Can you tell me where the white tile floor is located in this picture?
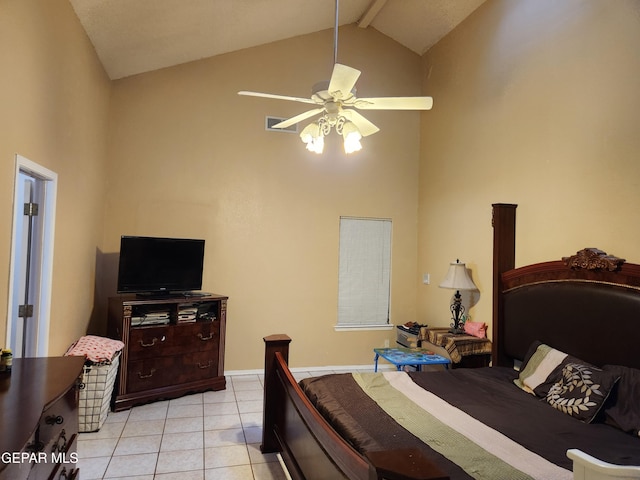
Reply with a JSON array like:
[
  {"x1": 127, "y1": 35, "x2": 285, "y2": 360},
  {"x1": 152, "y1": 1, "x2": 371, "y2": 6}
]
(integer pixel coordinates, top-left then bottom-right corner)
[
  {"x1": 77, "y1": 368, "x2": 372, "y2": 480},
  {"x1": 77, "y1": 373, "x2": 287, "y2": 480}
]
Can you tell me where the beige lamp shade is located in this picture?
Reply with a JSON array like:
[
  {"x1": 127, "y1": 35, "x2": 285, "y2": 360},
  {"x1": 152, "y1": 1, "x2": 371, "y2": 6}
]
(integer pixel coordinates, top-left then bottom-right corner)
[{"x1": 439, "y1": 261, "x2": 477, "y2": 291}]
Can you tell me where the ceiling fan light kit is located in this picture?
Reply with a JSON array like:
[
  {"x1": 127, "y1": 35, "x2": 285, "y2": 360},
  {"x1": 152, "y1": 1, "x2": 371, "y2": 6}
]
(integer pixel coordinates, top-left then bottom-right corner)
[
  {"x1": 300, "y1": 113, "x2": 362, "y2": 155},
  {"x1": 238, "y1": 0, "x2": 433, "y2": 155}
]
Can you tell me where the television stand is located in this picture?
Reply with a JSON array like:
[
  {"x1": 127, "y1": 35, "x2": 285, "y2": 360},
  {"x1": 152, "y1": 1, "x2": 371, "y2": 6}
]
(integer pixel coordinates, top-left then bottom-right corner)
[{"x1": 107, "y1": 292, "x2": 228, "y2": 411}]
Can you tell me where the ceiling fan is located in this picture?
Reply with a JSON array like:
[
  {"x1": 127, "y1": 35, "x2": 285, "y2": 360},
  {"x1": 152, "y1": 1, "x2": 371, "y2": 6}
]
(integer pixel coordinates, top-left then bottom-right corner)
[{"x1": 238, "y1": 0, "x2": 433, "y2": 154}]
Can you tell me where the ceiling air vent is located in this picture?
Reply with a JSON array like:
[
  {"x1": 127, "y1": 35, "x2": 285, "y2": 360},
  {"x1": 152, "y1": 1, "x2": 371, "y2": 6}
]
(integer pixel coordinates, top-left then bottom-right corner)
[{"x1": 265, "y1": 116, "x2": 298, "y2": 133}]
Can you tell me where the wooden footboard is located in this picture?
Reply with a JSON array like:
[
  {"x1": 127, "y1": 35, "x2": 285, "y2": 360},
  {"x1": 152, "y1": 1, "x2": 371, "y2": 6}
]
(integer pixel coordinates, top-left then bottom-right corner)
[
  {"x1": 568, "y1": 450, "x2": 640, "y2": 480},
  {"x1": 262, "y1": 335, "x2": 448, "y2": 480}
]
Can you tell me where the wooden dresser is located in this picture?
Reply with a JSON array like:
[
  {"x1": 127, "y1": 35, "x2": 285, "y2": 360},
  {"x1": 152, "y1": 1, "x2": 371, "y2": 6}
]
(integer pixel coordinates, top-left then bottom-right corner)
[
  {"x1": 108, "y1": 293, "x2": 227, "y2": 411},
  {"x1": 0, "y1": 356, "x2": 84, "y2": 480}
]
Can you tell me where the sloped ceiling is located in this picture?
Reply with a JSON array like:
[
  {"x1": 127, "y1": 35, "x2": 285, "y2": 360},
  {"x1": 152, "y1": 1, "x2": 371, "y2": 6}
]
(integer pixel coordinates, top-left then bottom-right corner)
[{"x1": 69, "y1": 0, "x2": 486, "y2": 80}]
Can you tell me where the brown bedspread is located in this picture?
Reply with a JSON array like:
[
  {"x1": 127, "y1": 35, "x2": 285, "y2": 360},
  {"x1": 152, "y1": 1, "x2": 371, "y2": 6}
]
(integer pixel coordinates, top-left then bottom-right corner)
[{"x1": 300, "y1": 367, "x2": 640, "y2": 480}]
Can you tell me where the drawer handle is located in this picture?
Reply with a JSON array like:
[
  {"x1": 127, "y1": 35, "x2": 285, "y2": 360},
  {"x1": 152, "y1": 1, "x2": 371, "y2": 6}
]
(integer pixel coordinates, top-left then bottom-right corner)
[
  {"x1": 26, "y1": 440, "x2": 45, "y2": 453},
  {"x1": 197, "y1": 361, "x2": 212, "y2": 369},
  {"x1": 46, "y1": 415, "x2": 64, "y2": 425},
  {"x1": 138, "y1": 368, "x2": 156, "y2": 379},
  {"x1": 58, "y1": 467, "x2": 79, "y2": 480},
  {"x1": 139, "y1": 335, "x2": 165, "y2": 347},
  {"x1": 198, "y1": 332, "x2": 214, "y2": 341},
  {"x1": 52, "y1": 429, "x2": 67, "y2": 453}
]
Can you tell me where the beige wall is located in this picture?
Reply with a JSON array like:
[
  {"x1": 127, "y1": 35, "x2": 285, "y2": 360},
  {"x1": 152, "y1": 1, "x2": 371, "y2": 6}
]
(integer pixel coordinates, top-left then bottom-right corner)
[
  {"x1": 418, "y1": 0, "x2": 640, "y2": 333},
  {"x1": 102, "y1": 25, "x2": 423, "y2": 370},
  {"x1": 0, "y1": 0, "x2": 111, "y2": 353},
  {"x1": 3, "y1": 0, "x2": 638, "y2": 368}
]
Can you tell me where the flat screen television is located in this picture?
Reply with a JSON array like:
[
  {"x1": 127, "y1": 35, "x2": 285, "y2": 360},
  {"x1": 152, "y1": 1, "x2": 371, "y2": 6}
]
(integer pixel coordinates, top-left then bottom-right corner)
[{"x1": 117, "y1": 236, "x2": 205, "y2": 295}]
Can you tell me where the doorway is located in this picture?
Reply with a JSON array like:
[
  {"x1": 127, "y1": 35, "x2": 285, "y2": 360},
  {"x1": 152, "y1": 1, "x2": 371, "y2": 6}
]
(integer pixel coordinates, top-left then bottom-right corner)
[{"x1": 7, "y1": 155, "x2": 57, "y2": 358}]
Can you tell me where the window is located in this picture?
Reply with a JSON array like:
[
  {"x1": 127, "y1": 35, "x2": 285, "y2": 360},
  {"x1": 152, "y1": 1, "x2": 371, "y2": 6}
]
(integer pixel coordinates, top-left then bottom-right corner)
[{"x1": 336, "y1": 217, "x2": 392, "y2": 330}]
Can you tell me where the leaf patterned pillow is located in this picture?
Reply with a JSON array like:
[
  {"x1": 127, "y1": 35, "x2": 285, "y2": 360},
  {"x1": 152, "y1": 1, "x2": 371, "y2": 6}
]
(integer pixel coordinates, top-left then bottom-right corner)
[{"x1": 546, "y1": 363, "x2": 620, "y2": 423}]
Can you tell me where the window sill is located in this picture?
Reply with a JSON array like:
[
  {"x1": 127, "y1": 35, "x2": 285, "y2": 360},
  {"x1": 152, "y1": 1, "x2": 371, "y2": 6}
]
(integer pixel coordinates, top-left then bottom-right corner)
[{"x1": 334, "y1": 324, "x2": 394, "y2": 332}]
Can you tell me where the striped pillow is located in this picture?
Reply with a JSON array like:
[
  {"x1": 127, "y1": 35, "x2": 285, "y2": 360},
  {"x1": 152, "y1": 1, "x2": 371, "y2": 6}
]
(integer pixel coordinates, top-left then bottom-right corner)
[{"x1": 514, "y1": 342, "x2": 581, "y2": 397}]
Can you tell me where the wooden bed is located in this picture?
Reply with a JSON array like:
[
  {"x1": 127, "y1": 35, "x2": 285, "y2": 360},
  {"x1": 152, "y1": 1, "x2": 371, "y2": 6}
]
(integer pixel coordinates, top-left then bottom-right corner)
[{"x1": 261, "y1": 203, "x2": 640, "y2": 480}]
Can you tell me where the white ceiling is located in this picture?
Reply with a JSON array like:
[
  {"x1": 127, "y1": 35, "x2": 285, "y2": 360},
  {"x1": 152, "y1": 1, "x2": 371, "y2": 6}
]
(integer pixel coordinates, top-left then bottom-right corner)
[{"x1": 69, "y1": 0, "x2": 486, "y2": 80}]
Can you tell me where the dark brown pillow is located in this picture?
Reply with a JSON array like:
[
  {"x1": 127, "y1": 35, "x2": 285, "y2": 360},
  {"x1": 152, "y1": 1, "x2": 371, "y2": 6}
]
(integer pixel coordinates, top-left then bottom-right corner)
[{"x1": 602, "y1": 364, "x2": 640, "y2": 436}]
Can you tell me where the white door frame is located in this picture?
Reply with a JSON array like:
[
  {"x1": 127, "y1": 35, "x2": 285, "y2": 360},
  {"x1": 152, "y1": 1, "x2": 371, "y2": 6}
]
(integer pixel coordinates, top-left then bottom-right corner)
[{"x1": 7, "y1": 154, "x2": 57, "y2": 357}]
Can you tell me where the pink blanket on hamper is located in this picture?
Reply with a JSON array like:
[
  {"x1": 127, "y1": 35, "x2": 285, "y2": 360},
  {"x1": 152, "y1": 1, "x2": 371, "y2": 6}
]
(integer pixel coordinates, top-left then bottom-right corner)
[{"x1": 65, "y1": 335, "x2": 124, "y2": 364}]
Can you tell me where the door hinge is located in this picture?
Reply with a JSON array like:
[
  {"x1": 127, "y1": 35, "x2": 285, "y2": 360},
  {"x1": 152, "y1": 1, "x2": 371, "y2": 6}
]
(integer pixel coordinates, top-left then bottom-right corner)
[
  {"x1": 24, "y1": 202, "x2": 39, "y2": 217},
  {"x1": 19, "y1": 304, "x2": 34, "y2": 318}
]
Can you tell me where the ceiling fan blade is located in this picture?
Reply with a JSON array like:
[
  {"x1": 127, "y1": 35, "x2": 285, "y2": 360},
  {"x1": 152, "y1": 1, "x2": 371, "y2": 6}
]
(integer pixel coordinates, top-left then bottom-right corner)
[
  {"x1": 351, "y1": 96, "x2": 434, "y2": 110},
  {"x1": 328, "y1": 64, "x2": 361, "y2": 100},
  {"x1": 272, "y1": 108, "x2": 326, "y2": 129},
  {"x1": 341, "y1": 109, "x2": 380, "y2": 137},
  {"x1": 238, "y1": 91, "x2": 317, "y2": 105}
]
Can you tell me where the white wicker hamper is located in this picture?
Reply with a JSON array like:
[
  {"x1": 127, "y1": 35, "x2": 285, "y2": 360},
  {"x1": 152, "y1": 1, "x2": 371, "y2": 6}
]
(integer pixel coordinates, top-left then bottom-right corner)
[{"x1": 78, "y1": 351, "x2": 120, "y2": 432}]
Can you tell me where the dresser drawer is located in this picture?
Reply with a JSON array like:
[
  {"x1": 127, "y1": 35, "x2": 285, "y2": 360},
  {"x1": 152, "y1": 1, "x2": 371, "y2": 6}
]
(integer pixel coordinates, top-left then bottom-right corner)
[
  {"x1": 127, "y1": 350, "x2": 218, "y2": 393},
  {"x1": 129, "y1": 321, "x2": 219, "y2": 360},
  {"x1": 128, "y1": 326, "x2": 172, "y2": 359},
  {"x1": 27, "y1": 434, "x2": 78, "y2": 480},
  {"x1": 174, "y1": 350, "x2": 219, "y2": 383},
  {"x1": 37, "y1": 386, "x2": 78, "y2": 447},
  {"x1": 126, "y1": 357, "x2": 175, "y2": 393},
  {"x1": 26, "y1": 377, "x2": 80, "y2": 480},
  {"x1": 173, "y1": 321, "x2": 219, "y2": 353}
]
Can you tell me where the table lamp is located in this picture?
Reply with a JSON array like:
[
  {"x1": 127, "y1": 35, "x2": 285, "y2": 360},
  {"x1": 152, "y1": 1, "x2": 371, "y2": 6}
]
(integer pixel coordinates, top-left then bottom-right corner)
[{"x1": 439, "y1": 259, "x2": 478, "y2": 334}]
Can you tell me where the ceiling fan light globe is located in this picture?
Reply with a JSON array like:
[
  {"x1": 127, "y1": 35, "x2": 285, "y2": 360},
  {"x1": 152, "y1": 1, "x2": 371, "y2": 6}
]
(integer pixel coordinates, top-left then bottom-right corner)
[
  {"x1": 300, "y1": 122, "x2": 322, "y2": 148},
  {"x1": 308, "y1": 136, "x2": 324, "y2": 154},
  {"x1": 341, "y1": 120, "x2": 362, "y2": 154},
  {"x1": 343, "y1": 131, "x2": 362, "y2": 154},
  {"x1": 301, "y1": 127, "x2": 324, "y2": 154},
  {"x1": 300, "y1": 122, "x2": 319, "y2": 138},
  {"x1": 343, "y1": 137, "x2": 362, "y2": 154}
]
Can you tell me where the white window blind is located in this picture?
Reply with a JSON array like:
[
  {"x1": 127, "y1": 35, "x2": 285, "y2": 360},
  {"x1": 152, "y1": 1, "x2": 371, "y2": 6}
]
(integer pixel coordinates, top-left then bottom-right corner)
[{"x1": 337, "y1": 217, "x2": 392, "y2": 328}]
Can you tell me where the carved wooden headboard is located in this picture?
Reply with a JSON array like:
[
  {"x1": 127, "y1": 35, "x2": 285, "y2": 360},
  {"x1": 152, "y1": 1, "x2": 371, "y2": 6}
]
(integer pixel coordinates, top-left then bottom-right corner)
[{"x1": 492, "y1": 204, "x2": 640, "y2": 369}]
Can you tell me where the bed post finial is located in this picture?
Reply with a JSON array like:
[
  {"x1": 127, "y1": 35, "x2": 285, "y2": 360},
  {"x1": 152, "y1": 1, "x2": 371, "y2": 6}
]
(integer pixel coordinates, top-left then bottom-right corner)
[
  {"x1": 492, "y1": 203, "x2": 517, "y2": 367},
  {"x1": 562, "y1": 248, "x2": 626, "y2": 271}
]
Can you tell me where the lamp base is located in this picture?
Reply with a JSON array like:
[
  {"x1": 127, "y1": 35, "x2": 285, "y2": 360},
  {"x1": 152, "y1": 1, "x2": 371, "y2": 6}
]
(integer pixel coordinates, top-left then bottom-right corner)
[{"x1": 448, "y1": 291, "x2": 466, "y2": 335}]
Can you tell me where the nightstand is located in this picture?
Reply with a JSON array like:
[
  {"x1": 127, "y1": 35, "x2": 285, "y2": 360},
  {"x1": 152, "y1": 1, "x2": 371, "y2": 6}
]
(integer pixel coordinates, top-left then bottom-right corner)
[{"x1": 422, "y1": 328, "x2": 491, "y2": 368}]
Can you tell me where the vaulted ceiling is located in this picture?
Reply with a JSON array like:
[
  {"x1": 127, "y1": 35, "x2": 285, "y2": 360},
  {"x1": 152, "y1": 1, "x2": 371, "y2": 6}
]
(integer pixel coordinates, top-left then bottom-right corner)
[{"x1": 69, "y1": 0, "x2": 486, "y2": 79}]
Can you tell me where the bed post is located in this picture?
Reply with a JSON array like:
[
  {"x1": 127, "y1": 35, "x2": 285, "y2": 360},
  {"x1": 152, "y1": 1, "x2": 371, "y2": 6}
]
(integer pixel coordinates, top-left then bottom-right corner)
[
  {"x1": 491, "y1": 203, "x2": 517, "y2": 367},
  {"x1": 262, "y1": 334, "x2": 291, "y2": 454}
]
